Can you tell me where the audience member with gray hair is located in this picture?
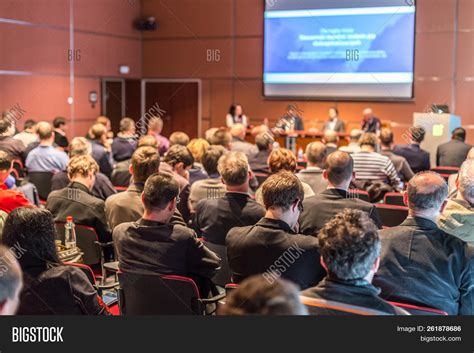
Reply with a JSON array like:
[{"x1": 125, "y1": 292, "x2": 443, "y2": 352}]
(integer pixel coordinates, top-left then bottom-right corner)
[
  {"x1": 297, "y1": 141, "x2": 328, "y2": 194},
  {"x1": 439, "y1": 159, "x2": 474, "y2": 243},
  {"x1": 374, "y1": 172, "x2": 474, "y2": 315},
  {"x1": 339, "y1": 129, "x2": 362, "y2": 154},
  {"x1": 229, "y1": 123, "x2": 258, "y2": 157},
  {"x1": 248, "y1": 132, "x2": 273, "y2": 174},
  {"x1": 301, "y1": 209, "x2": 406, "y2": 315},
  {"x1": 447, "y1": 147, "x2": 474, "y2": 196}
]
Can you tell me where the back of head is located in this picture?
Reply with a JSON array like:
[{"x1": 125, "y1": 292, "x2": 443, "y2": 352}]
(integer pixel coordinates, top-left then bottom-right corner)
[
  {"x1": 119, "y1": 117, "x2": 135, "y2": 133},
  {"x1": 0, "y1": 245, "x2": 22, "y2": 315},
  {"x1": 262, "y1": 170, "x2": 303, "y2": 210},
  {"x1": 326, "y1": 151, "x2": 354, "y2": 186},
  {"x1": 147, "y1": 116, "x2": 163, "y2": 133},
  {"x1": 202, "y1": 145, "x2": 227, "y2": 175},
  {"x1": 69, "y1": 137, "x2": 92, "y2": 157},
  {"x1": 268, "y1": 148, "x2": 297, "y2": 174},
  {"x1": 359, "y1": 133, "x2": 378, "y2": 148},
  {"x1": 379, "y1": 128, "x2": 394, "y2": 147},
  {"x1": 218, "y1": 151, "x2": 249, "y2": 186},
  {"x1": 67, "y1": 155, "x2": 99, "y2": 179},
  {"x1": 0, "y1": 118, "x2": 13, "y2": 135},
  {"x1": 96, "y1": 116, "x2": 111, "y2": 129},
  {"x1": 323, "y1": 130, "x2": 338, "y2": 144},
  {"x1": 452, "y1": 127, "x2": 466, "y2": 142},
  {"x1": 230, "y1": 123, "x2": 246, "y2": 139},
  {"x1": 138, "y1": 135, "x2": 158, "y2": 149},
  {"x1": 410, "y1": 126, "x2": 426, "y2": 144},
  {"x1": 349, "y1": 129, "x2": 363, "y2": 143},
  {"x1": 187, "y1": 138, "x2": 210, "y2": 163},
  {"x1": 305, "y1": 142, "x2": 327, "y2": 166},
  {"x1": 0, "y1": 151, "x2": 11, "y2": 172},
  {"x1": 255, "y1": 133, "x2": 274, "y2": 151},
  {"x1": 89, "y1": 123, "x2": 107, "y2": 140},
  {"x1": 468, "y1": 148, "x2": 474, "y2": 161},
  {"x1": 142, "y1": 173, "x2": 179, "y2": 212},
  {"x1": 36, "y1": 122, "x2": 53, "y2": 141},
  {"x1": 210, "y1": 128, "x2": 231, "y2": 148},
  {"x1": 169, "y1": 131, "x2": 190, "y2": 147},
  {"x1": 204, "y1": 127, "x2": 218, "y2": 143},
  {"x1": 131, "y1": 146, "x2": 160, "y2": 183},
  {"x1": 406, "y1": 172, "x2": 447, "y2": 212},
  {"x1": 318, "y1": 209, "x2": 380, "y2": 281},
  {"x1": 219, "y1": 275, "x2": 307, "y2": 315},
  {"x1": 458, "y1": 159, "x2": 474, "y2": 204},
  {"x1": 163, "y1": 144, "x2": 194, "y2": 168},
  {"x1": 23, "y1": 119, "x2": 36, "y2": 131},
  {"x1": 53, "y1": 117, "x2": 66, "y2": 129}
]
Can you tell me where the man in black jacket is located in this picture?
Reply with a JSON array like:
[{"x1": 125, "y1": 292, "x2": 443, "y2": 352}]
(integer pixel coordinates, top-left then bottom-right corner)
[
  {"x1": 299, "y1": 151, "x2": 382, "y2": 236},
  {"x1": 226, "y1": 171, "x2": 325, "y2": 290},
  {"x1": 393, "y1": 126, "x2": 431, "y2": 173},
  {"x1": 195, "y1": 151, "x2": 265, "y2": 245},
  {"x1": 301, "y1": 209, "x2": 405, "y2": 315},
  {"x1": 46, "y1": 155, "x2": 112, "y2": 243},
  {"x1": 113, "y1": 173, "x2": 220, "y2": 286},
  {"x1": 373, "y1": 172, "x2": 474, "y2": 315},
  {"x1": 437, "y1": 127, "x2": 472, "y2": 167}
]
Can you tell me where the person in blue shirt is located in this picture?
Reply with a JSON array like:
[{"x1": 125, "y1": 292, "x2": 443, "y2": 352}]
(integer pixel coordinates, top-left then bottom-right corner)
[{"x1": 25, "y1": 122, "x2": 68, "y2": 173}]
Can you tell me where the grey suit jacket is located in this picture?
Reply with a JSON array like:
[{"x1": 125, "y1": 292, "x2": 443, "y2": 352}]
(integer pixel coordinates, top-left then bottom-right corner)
[
  {"x1": 437, "y1": 140, "x2": 472, "y2": 167},
  {"x1": 323, "y1": 119, "x2": 346, "y2": 133},
  {"x1": 296, "y1": 167, "x2": 328, "y2": 195}
]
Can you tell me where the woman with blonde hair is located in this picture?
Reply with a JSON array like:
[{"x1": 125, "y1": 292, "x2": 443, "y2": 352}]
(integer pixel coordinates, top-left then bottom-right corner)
[{"x1": 187, "y1": 138, "x2": 210, "y2": 185}]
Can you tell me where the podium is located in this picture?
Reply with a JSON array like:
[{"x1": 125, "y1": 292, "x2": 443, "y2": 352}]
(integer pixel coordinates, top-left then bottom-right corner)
[{"x1": 413, "y1": 113, "x2": 461, "y2": 167}]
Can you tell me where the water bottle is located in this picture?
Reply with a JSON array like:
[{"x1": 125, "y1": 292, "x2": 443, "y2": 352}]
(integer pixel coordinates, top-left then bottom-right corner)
[
  {"x1": 297, "y1": 147, "x2": 304, "y2": 161},
  {"x1": 64, "y1": 216, "x2": 77, "y2": 249}
]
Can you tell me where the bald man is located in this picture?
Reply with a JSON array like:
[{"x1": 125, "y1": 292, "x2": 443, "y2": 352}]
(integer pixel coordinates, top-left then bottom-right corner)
[
  {"x1": 373, "y1": 172, "x2": 474, "y2": 315},
  {"x1": 229, "y1": 123, "x2": 258, "y2": 157},
  {"x1": 297, "y1": 142, "x2": 328, "y2": 194},
  {"x1": 361, "y1": 108, "x2": 381, "y2": 134},
  {"x1": 322, "y1": 130, "x2": 338, "y2": 155}
]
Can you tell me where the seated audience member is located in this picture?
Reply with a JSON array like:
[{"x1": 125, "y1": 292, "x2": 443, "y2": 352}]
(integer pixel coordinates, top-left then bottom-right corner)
[
  {"x1": 51, "y1": 137, "x2": 116, "y2": 200},
  {"x1": 380, "y1": 128, "x2": 414, "y2": 182},
  {"x1": 229, "y1": 123, "x2": 258, "y2": 157},
  {"x1": 226, "y1": 104, "x2": 248, "y2": 128},
  {"x1": 438, "y1": 160, "x2": 474, "y2": 243},
  {"x1": 301, "y1": 209, "x2": 404, "y2": 315},
  {"x1": 204, "y1": 127, "x2": 218, "y2": 144},
  {"x1": 339, "y1": 129, "x2": 362, "y2": 154},
  {"x1": 147, "y1": 116, "x2": 169, "y2": 155},
  {"x1": 447, "y1": 148, "x2": 474, "y2": 197},
  {"x1": 2, "y1": 208, "x2": 108, "y2": 315},
  {"x1": 299, "y1": 151, "x2": 381, "y2": 235},
  {"x1": 169, "y1": 131, "x2": 190, "y2": 147},
  {"x1": 393, "y1": 126, "x2": 430, "y2": 173},
  {"x1": 437, "y1": 127, "x2": 472, "y2": 167},
  {"x1": 46, "y1": 155, "x2": 111, "y2": 243},
  {"x1": 52, "y1": 117, "x2": 69, "y2": 149},
  {"x1": 297, "y1": 142, "x2": 328, "y2": 194},
  {"x1": 106, "y1": 146, "x2": 185, "y2": 230},
  {"x1": 189, "y1": 145, "x2": 227, "y2": 212},
  {"x1": 219, "y1": 275, "x2": 307, "y2": 315},
  {"x1": 195, "y1": 151, "x2": 265, "y2": 245},
  {"x1": 248, "y1": 133, "x2": 273, "y2": 174},
  {"x1": 25, "y1": 122, "x2": 68, "y2": 173},
  {"x1": 361, "y1": 108, "x2": 381, "y2": 134},
  {"x1": 160, "y1": 145, "x2": 194, "y2": 221},
  {"x1": 14, "y1": 119, "x2": 37, "y2": 148},
  {"x1": 113, "y1": 173, "x2": 220, "y2": 291},
  {"x1": 373, "y1": 172, "x2": 474, "y2": 315},
  {"x1": 209, "y1": 127, "x2": 232, "y2": 149},
  {"x1": 227, "y1": 171, "x2": 325, "y2": 289},
  {"x1": 187, "y1": 138, "x2": 210, "y2": 185},
  {"x1": 0, "y1": 152, "x2": 31, "y2": 213},
  {"x1": 351, "y1": 133, "x2": 400, "y2": 191},
  {"x1": 112, "y1": 117, "x2": 136, "y2": 162},
  {"x1": 323, "y1": 107, "x2": 345, "y2": 133},
  {"x1": 255, "y1": 149, "x2": 315, "y2": 205},
  {"x1": 322, "y1": 130, "x2": 338, "y2": 155},
  {"x1": 0, "y1": 117, "x2": 26, "y2": 162},
  {"x1": 88, "y1": 123, "x2": 114, "y2": 178},
  {"x1": 0, "y1": 245, "x2": 22, "y2": 315}
]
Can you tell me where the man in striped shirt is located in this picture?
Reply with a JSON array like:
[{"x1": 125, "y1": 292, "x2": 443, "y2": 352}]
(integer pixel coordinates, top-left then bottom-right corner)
[{"x1": 351, "y1": 133, "x2": 401, "y2": 189}]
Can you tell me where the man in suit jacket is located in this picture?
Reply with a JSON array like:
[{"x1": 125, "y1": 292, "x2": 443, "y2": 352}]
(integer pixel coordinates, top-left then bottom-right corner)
[
  {"x1": 248, "y1": 133, "x2": 273, "y2": 175},
  {"x1": 275, "y1": 105, "x2": 304, "y2": 131},
  {"x1": 297, "y1": 142, "x2": 328, "y2": 195},
  {"x1": 323, "y1": 107, "x2": 346, "y2": 133},
  {"x1": 380, "y1": 128, "x2": 414, "y2": 182},
  {"x1": 113, "y1": 173, "x2": 220, "y2": 292},
  {"x1": 393, "y1": 126, "x2": 431, "y2": 173},
  {"x1": 437, "y1": 127, "x2": 472, "y2": 167},
  {"x1": 373, "y1": 172, "x2": 474, "y2": 315},
  {"x1": 229, "y1": 124, "x2": 258, "y2": 157},
  {"x1": 299, "y1": 151, "x2": 382, "y2": 236},
  {"x1": 195, "y1": 152, "x2": 265, "y2": 245},
  {"x1": 227, "y1": 171, "x2": 325, "y2": 290},
  {"x1": 0, "y1": 118, "x2": 26, "y2": 163},
  {"x1": 301, "y1": 209, "x2": 405, "y2": 315},
  {"x1": 361, "y1": 108, "x2": 381, "y2": 134},
  {"x1": 89, "y1": 123, "x2": 114, "y2": 178},
  {"x1": 46, "y1": 155, "x2": 111, "y2": 243},
  {"x1": 105, "y1": 146, "x2": 185, "y2": 230}
]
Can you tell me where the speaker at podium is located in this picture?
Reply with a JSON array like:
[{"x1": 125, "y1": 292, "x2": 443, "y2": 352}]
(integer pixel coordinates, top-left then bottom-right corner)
[{"x1": 413, "y1": 112, "x2": 461, "y2": 167}]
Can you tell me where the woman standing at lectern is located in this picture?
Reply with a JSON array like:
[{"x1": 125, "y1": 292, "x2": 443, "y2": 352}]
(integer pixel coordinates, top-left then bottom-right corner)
[{"x1": 226, "y1": 104, "x2": 249, "y2": 128}]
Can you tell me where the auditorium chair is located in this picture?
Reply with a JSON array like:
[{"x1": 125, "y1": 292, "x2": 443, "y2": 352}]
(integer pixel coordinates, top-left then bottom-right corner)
[
  {"x1": 300, "y1": 296, "x2": 394, "y2": 315},
  {"x1": 55, "y1": 223, "x2": 115, "y2": 284},
  {"x1": 388, "y1": 301, "x2": 448, "y2": 316},
  {"x1": 11, "y1": 159, "x2": 25, "y2": 181},
  {"x1": 347, "y1": 189, "x2": 370, "y2": 202},
  {"x1": 431, "y1": 166, "x2": 459, "y2": 175},
  {"x1": 28, "y1": 171, "x2": 54, "y2": 201},
  {"x1": 118, "y1": 273, "x2": 225, "y2": 315},
  {"x1": 203, "y1": 240, "x2": 232, "y2": 287},
  {"x1": 383, "y1": 192, "x2": 405, "y2": 206},
  {"x1": 374, "y1": 204, "x2": 409, "y2": 227}
]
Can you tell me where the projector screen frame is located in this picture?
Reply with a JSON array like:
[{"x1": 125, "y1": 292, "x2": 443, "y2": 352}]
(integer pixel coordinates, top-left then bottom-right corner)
[{"x1": 261, "y1": 0, "x2": 417, "y2": 102}]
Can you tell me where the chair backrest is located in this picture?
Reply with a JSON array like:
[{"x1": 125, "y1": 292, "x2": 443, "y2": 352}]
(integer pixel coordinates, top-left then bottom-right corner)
[
  {"x1": 388, "y1": 301, "x2": 448, "y2": 315},
  {"x1": 118, "y1": 272, "x2": 202, "y2": 315},
  {"x1": 375, "y1": 204, "x2": 409, "y2": 227},
  {"x1": 300, "y1": 296, "x2": 391, "y2": 316},
  {"x1": 12, "y1": 159, "x2": 25, "y2": 179},
  {"x1": 431, "y1": 166, "x2": 459, "y2": 175},
  {"x1": 55, "y1": 223, "x2": 101, "y2": 265},
  {"x1": 28, "y1": 171, "x2": 54, "y2": 200},
  {"x1": 383, "y1": 192, "x2": 405, "y2": 206},
  {"x1": 203, "y1": 241, "x2": 231, "y2": 287},
  {"x1": 64, "y1": 262, "x2": 97, "y2": 286},
  {"x1": 347, "y1": 189, "x2": 370, "y2": 202}
]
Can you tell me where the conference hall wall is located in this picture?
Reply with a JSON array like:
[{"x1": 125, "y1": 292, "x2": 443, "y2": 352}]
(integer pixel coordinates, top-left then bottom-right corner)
[{"x1": 142, "y1": 0, "x2": 474, "y2": 144}]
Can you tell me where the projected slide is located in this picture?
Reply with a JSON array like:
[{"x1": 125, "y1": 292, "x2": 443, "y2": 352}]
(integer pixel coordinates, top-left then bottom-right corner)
[{"x1": 263, "y1": 0, "x2": 416, "y2": 100}]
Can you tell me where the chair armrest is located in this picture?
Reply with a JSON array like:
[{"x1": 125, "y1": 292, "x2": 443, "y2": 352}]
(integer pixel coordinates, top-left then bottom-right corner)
[{"x1": 200, "y1": 292, "x2": 226, "y2": 304}]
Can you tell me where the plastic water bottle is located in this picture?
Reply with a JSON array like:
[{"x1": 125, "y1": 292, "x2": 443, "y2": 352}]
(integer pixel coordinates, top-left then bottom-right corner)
[
  {"x1": 65, "y1": 216, "x2": 77, "y2": 249},
  {"x1": 297, "y1": 147, "x2": 304, "y2": 161}
]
